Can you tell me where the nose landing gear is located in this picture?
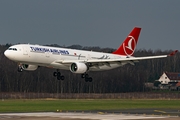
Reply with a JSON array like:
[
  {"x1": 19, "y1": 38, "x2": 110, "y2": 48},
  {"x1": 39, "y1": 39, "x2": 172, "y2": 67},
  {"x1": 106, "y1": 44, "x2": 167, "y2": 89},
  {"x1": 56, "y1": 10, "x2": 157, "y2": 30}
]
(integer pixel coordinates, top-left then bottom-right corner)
[{"x1": 17, "y1": 65, "x2": 23, "y2": 72}]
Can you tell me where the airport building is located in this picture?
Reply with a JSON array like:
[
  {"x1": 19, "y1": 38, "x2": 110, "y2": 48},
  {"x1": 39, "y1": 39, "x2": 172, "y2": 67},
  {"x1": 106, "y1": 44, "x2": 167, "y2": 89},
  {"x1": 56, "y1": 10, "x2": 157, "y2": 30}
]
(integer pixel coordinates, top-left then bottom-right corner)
[{"x1": 156, "y1": 72, "x2": 180, "y2": 90}]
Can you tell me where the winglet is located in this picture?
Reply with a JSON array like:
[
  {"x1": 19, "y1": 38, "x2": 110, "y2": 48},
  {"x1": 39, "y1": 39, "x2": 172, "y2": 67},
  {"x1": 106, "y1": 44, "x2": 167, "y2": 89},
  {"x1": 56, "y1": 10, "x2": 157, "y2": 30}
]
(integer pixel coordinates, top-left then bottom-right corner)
[{"x1": 168, "y1": 50, "x2": 178, "y2": 56}]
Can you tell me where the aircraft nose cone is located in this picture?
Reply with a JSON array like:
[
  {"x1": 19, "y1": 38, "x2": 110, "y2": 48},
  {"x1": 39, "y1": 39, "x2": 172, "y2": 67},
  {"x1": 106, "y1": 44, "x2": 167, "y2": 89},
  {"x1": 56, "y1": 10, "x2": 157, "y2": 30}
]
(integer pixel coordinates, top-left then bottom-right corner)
[
  {"x1": 4, "y1": 50, "x2": 8, "y2": 57},
  {"x1": 4, "y1": 50, "x2": 9, "y2": 57}
]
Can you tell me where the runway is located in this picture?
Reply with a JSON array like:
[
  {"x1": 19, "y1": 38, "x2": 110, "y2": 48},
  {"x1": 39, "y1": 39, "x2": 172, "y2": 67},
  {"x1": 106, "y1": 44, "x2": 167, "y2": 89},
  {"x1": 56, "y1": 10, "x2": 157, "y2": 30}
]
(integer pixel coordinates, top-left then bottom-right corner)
[{"x1": 0, "y1": 112, "x2": 179, "y2": 120}]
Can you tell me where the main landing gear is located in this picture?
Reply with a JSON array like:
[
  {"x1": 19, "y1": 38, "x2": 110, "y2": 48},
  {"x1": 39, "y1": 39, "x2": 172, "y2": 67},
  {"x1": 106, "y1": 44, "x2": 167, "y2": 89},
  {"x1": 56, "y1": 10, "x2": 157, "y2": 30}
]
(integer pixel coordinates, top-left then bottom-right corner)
[
  {"x1": 53, "y1": 69, "x2": 65, "y2": 80},
  {"x1": 53, "y1": 70, "x2": 92, "y2": 82},
  {"x1": 81, "y1": 73, "x2": 93, "y2": 82}
]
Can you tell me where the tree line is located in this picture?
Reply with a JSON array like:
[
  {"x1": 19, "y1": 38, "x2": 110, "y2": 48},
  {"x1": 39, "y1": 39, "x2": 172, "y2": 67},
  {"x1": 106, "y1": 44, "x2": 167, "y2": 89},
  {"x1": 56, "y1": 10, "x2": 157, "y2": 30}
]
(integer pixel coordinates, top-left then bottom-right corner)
[{"x1": 0, "y1": 44, "x2": 179, "y2": 93}]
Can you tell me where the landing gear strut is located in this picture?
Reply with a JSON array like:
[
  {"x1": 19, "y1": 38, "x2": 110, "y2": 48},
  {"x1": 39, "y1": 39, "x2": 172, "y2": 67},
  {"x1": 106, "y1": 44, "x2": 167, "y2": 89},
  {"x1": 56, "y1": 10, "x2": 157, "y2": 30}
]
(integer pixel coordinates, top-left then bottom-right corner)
[
  {"x1": 17, "y1": 65, "x2": 23, "y2": 72},
  {"x1": 81, "y1": 73, "x2": 92, "y2": 82},
  {"x1": 53, "y1": 69, "x2": 65, "y2": 80}
]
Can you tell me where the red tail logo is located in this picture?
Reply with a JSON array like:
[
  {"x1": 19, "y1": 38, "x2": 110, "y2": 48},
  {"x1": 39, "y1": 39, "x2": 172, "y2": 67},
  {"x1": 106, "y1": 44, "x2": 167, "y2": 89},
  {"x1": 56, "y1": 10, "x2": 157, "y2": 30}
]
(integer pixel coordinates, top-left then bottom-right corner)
[
  {"x1": 123, "y1": 36, "x2": 136, "y2": 56},
  {"x1": 113, "y1": 27, "x2": 141, "y2": 56}
]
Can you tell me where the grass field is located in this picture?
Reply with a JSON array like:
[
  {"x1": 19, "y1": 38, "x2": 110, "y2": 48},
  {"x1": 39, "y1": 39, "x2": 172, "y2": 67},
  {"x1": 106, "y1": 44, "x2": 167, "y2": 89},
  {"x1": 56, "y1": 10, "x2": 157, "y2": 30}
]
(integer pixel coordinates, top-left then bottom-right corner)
[{"x1": 0, "y1": 99, "x2": 180, "y2": 113}]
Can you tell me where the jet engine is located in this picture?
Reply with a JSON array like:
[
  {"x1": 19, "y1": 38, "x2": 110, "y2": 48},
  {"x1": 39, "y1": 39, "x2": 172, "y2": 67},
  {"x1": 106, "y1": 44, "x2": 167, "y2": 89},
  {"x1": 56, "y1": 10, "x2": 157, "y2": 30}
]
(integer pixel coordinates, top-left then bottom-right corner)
[
  {"x1": 22, "y1": 64, "x2": 38, "y2": 71},
  {"x1": 70, "y1": 62, "x2": 88, "y2": 73}
]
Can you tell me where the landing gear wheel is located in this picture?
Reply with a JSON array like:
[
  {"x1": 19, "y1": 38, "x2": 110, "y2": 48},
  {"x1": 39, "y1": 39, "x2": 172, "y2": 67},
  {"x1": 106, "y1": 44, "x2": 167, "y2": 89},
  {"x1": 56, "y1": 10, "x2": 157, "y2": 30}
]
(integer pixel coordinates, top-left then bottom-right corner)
[
  {"x1": 88, "y1": 77, "x2": 92, "y2": 82},
  {"x1": 57, "y1": 75, "x2": 61, "y2": 80},
  {"x1": 60, "y1": 75, "x2": 65, "y2": 80},
  {"x1": 81, "y1": 74, "x2": 85, "y2": 78},
  {"x1": 53, "y1": 72, "x2": 57, "y2": 77},
  {"x1": 53, "y1": 70, "x2": 65, "y2": 81},
  {"x1": 57, "y1": 72, "x2": 61, "y2": 77},
  {"x1": 85, "y1": 74, "x2": 89, "y2": 78},
  {"x1": 85, "y1": 78, "x2": 89, "y2": 82},
  {"x1": 57, "y1": 75, "x2": 65, "y2": 81},
  {"x1": 83, "y1": 73, "x2": 93, "y2": 82}
]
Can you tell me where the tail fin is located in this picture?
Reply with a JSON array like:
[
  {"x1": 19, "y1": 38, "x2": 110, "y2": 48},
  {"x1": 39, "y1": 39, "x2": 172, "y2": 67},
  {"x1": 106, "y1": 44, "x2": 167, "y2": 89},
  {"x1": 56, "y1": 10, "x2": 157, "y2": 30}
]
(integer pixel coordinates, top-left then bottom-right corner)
[{"x1": 112, "y1": 27, "x2": 141, "y2": 56}]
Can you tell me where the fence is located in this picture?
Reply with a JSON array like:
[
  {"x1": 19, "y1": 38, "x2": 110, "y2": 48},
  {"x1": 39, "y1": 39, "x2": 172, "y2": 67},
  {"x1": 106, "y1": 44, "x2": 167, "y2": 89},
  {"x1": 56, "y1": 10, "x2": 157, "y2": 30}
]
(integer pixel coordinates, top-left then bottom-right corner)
[{"x1": 0, "y1": 92, "x2": 180, "y2": 99}]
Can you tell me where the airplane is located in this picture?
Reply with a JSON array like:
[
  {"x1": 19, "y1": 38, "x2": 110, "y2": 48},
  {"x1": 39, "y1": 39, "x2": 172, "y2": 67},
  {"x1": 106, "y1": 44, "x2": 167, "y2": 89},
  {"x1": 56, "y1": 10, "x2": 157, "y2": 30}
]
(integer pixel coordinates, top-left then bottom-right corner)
[{"x1": 4, "y1": 27, "x2": 178, "y2": 82}]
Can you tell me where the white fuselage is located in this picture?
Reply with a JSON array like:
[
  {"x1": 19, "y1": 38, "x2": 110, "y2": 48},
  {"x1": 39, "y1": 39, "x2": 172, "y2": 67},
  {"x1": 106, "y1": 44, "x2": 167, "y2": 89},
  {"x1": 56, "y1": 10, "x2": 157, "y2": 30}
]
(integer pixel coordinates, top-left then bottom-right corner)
[{"x1": 4, "y1": 44, "x2": 129, "y2": 71}]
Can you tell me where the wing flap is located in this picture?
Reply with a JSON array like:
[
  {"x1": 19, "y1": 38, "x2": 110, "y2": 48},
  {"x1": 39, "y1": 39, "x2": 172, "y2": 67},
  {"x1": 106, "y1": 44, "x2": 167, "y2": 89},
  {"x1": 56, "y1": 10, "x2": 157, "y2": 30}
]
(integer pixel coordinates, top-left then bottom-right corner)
[
  {"x1": 55, "y1": 55, "x2": 168, "y2": 64},
  {"x1": 54, "y1": 50, "x2": 178, "y2": 64}
]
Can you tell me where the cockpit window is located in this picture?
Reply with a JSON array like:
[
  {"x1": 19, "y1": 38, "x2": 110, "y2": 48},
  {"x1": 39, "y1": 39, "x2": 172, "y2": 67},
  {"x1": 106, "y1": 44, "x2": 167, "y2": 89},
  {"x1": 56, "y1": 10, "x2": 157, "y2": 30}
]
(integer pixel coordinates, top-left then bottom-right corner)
[{"x1": 8, "y1": 48, "x2": 17, "y2": 51}]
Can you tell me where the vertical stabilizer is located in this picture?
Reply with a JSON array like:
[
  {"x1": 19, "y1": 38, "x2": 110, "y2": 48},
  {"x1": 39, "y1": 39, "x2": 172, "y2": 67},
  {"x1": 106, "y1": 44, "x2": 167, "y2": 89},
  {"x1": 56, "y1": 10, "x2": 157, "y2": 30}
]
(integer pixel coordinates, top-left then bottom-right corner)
[{"x1": 113, "y1": 27, "x2": 141, "y2": 56}]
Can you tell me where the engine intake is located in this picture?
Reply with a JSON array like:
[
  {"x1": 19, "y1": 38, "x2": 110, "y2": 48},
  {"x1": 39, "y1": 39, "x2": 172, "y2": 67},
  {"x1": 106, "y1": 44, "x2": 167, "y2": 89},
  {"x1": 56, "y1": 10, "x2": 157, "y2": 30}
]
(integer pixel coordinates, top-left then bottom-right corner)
[
  {"x1": 70, "y1": 62, "x2": 88, "y2": 73},
  {"x1": 22, "y1": 64, "x2": 38, "y2": 71}
]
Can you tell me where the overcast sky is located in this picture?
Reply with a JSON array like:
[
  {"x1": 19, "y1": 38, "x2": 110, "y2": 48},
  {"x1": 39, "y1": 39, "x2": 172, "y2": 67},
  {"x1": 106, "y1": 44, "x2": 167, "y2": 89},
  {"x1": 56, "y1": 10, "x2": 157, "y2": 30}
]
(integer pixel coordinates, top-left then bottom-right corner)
[{"x1": 0, "y1": 0, "x2": 179, "y2": 50}]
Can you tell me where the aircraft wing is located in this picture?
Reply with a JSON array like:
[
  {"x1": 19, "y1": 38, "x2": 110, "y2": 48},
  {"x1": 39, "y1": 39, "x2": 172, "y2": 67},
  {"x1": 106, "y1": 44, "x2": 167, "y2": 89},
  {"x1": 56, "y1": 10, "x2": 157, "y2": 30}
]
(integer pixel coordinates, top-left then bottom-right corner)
[{"x1": 55, "y1": 50, "x2": 178, "y2": 65}]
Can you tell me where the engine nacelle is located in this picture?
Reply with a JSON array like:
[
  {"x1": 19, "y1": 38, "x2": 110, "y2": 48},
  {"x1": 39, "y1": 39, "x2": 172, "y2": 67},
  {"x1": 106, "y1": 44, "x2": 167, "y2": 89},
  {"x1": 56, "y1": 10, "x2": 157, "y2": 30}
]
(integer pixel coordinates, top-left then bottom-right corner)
[
  {"x1": 22, "y1": 64, "x2": 38, "y2": 71},
  {"x1": 70, "y1": 62, "x2": 88, "y2": 74}
]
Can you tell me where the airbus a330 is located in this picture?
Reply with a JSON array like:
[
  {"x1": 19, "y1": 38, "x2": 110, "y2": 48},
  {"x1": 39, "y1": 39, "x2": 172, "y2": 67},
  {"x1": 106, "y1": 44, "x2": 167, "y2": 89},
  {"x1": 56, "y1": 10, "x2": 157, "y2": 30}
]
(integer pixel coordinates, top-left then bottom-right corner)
[{"x1": 4, "y1": 27, "x2": 177, "y2": 82}]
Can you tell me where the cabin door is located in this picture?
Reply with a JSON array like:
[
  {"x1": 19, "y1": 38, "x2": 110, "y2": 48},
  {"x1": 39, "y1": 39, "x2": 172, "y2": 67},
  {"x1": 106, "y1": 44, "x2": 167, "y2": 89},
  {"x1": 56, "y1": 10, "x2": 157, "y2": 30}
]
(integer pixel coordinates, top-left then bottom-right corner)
[{"x1": 23, "y1": 47, "x2": 28, "y2": 55}]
